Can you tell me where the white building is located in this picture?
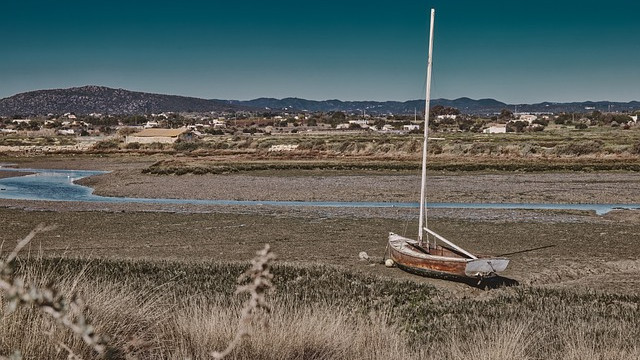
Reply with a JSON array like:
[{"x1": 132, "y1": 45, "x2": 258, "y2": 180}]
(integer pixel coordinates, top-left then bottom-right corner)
[
  {"x1": 519, "y1": 114, "x2": 537, "y2": 123},
  {"x1": 211, "y1": 120, "x2": 227, "y2": 128},
  {"x1": 348, "y1": 119, "x2": 369, "y2": 126},
  {"x1": 57, "y1": 129, "x2": 76, "y2": 135},
  {"x1": 483, "y1": 125, "x2": 507, "y2": 134},
  {"x1": 268, "y1": 144, "x2": 299, "y2": 152}
]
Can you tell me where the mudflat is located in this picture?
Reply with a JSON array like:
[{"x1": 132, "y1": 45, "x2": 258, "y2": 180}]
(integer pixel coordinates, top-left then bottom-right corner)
[
  {"x1": 5, "y1": 155, "x2": 640, "y2": 204},
  {"x1": 1, "y1": 155, "x2": 640, "y2": 295},
  {"x1": 0, "y1": 170, "x2": 35, "y2": 179}
]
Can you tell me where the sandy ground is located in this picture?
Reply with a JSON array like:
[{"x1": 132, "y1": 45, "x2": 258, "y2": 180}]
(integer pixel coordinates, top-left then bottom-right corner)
[{"x1": 2, "y1": 155, "x2": 640, "y2": 295}]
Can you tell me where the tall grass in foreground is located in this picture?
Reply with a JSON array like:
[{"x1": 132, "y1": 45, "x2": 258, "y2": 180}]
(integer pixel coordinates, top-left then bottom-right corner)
[
  {"x1": 2, "y1": 256, "x2": 640, "y2": 359},
  {"x1": 1, "y1": 258, "x2": 422, "y2": 359}
]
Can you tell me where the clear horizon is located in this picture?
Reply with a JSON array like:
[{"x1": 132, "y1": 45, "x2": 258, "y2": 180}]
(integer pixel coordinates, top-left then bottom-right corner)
[{"x1": 2, "y1": 0, "x2": 639, "y2": 104}]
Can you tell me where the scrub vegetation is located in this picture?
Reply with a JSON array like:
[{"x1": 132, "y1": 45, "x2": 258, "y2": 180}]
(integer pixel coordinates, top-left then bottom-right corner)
[
  {"x1": 132, "y1": 126, "x2": 640, "y2": 174},
  {"x1": 0, "y1": 135, "x2": 76, "y2": 147}
]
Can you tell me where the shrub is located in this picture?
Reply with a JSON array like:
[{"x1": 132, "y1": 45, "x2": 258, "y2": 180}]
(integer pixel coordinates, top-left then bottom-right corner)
[
  {"x1": 92, "y1": 139, "x2": 120, "y2": 150},
  {"x1": 206, "y1": 129, "x2": 225, "y2": 135},
  {"x1": 506, "y1": 120, "x2": 528, "y2": 133},
  {"x1": 467, "y1": 142, "x2": 497, "y2": 155},
  {"x1": 125, "y1": 142, "x2": 140, "y2": 150},
  {"x1": 555, "y1": 140, "x2": 603, "y2": 156},
  {"x1": 234, "y1": 138, "x2": 254, "y2": 149},
  {"x1": 428, "y1": 143, "x2": 443, "y2": 155},
  {"x1": 297, "y1": 141, "x2": 314, "y2": 151},
  {"x1": 144, "y1": 142, "x2": 167, "y2": 150},
  {"x1": 211, "y1": 142, "x2": 230, "y2": 150},
  {"x1": 532, "y1": 118, "x2": 549, "y2": 126},
  {"x1": 173, "y1": 141, "x2": 200, "y2": 152},
  {"x1": 117, "y1": 127, "x2": 138, "y2": 136}
]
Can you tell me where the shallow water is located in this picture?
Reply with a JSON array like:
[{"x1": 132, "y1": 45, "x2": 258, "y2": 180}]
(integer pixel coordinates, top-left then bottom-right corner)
[{"x1": 1, "y1": 167, "x2": 639, "y2": 215}]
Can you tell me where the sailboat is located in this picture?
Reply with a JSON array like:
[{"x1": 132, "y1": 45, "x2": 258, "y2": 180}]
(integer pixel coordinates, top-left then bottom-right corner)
[{"x1": 386, "y1": 9, "x2": 509, "y2": 280}]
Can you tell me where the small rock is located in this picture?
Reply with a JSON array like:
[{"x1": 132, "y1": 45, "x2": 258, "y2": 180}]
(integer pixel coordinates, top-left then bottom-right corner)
[{"x1": 385, "y1": 259, "x2": 395, "y2": 267}]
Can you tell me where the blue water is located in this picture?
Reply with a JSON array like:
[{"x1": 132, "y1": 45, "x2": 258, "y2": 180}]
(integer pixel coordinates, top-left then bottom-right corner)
[{"x1": 1, "y1": 167, "x2": 639, "y2": 215}]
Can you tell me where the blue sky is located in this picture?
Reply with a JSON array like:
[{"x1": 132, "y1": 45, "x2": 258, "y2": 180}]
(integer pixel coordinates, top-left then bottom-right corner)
[{"x1": 2, "y1": 0, "x2": 639, "y2": 103}]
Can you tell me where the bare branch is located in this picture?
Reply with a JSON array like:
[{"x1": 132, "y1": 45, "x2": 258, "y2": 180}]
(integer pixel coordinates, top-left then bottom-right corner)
[
  {"x1": 0, "y1": 225, "x2": 105, "y2": 357},
  {"x1": 211, "y1": 244, "x2": 276, "y2": 359}
]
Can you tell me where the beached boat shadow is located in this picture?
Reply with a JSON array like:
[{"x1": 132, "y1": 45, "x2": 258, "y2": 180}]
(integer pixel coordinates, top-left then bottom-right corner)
[
  {"x1": 459, "y1": 275, "x2": 520, "y2": 290},
  {"x1": 395, "y1": 263, "x2": 520, "y2": 289}
]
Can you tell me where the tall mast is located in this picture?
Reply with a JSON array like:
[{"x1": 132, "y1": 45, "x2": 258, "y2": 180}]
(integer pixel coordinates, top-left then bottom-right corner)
[{"x1": 418, "y1": 8, "x2": 435, "y2": 247}]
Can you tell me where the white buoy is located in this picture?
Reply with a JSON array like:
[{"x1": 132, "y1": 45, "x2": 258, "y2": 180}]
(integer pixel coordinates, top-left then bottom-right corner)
[{"x1": 385, "y1": 259, "x2": 394, "y2": 267}]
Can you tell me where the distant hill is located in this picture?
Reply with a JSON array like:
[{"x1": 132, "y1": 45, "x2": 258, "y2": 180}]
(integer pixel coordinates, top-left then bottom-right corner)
[
  {"x1": 227, "y1": 97, "x2": 510, "y2": 115},
  {"x1": 1, "y1": 85, "x2": 639, "y2": 116},
  {"x1": 514, "y1": 101, "x2": 640, "y2": 114},
  {"x1": 0, "y1": 86, "x2": 244, "y2": 116},
  {"x1": 230, "y1": 97, "x2": 640, "y2": 115}
]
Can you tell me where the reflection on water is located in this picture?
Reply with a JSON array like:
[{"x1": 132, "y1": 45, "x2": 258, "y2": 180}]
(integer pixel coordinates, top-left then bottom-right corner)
[{"x1": 1, "y1": 167, "x2": 639, "y2": 215}]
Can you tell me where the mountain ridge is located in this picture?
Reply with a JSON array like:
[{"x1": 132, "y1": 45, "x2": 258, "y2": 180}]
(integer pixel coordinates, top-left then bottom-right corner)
[
  {"x1": 0, "y1": 85, "x2": 244, "y2": 116},
  {"x1": 1, "y1": 85, "x2": 639, "y2": 116}
]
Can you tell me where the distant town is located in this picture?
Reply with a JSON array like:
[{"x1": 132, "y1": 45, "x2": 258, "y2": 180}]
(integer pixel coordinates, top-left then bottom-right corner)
[
  {"x1": 1, "y1": 105, "x2": 638, "y2": 140},
  {"x1": 1, "y1": 85, "x2": 639, "y2": 154}
]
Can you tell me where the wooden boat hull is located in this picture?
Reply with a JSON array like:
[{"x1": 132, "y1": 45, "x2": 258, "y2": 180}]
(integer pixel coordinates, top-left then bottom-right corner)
[{"x1": 388, "y1": 233, "x2": 509, "y2": 279}]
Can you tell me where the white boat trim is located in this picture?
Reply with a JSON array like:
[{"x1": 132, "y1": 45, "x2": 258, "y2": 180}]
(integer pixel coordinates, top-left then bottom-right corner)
[
  {"x1": 389, "y1": 233, "x2": 468, "y2": 263},
  {"x1": 465, "y1": 258, "x2": 509, "y2": 277},
  {"x1": 424, "y1": 228, "x2": 477, "y2": 259}
]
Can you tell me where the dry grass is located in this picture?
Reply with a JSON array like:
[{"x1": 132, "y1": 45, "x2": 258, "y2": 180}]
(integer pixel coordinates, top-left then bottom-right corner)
[
  {"x1": 1, "y1": 256, "x2": 639, "y2": 359},
  {"x1": 441, "y1": 318, "x2": 640, "y2": 360},
  {"x1": 1, "y1": 226, "x2": 639, "y2": 359},
  {"x1": 0, "y1": 259, "x2": 424, "y2": 359},
  {"x1": 211, "y1": 244, "x2": 275, "y2": 359},
  {"x1": 171, "y1": 299, "x2": 421, "y2": 360},
  {"x1": 138, "y1": 129, "x2": 640, "y2": 174},
  {"x1": 0, "y1": 225, "x2": 105, "y2": 359}
]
